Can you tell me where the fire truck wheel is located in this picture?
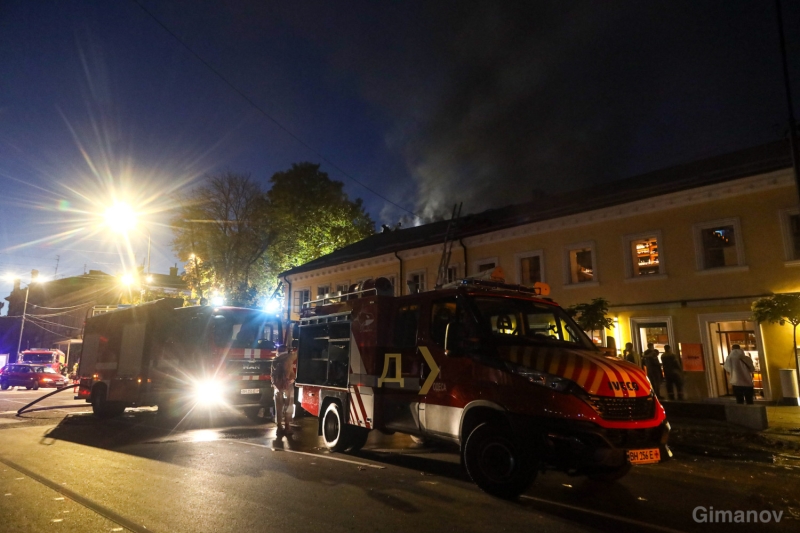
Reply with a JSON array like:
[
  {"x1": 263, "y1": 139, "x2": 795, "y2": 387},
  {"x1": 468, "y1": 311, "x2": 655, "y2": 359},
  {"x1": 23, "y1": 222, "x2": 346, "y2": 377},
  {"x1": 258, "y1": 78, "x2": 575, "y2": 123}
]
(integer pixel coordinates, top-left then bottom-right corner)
[
  {"x1": 322, "y1": 401, "x2": 352, "y2": 452},
  {"x1": 92, "y1": 386, "x2": 125, "y2": 418},
  {"x1": 464, "y1": 422, "x2": 536, "y2": 499},
  {"x1": 587, "y1": 462, "x2": 632, "y2": 483},
  {"x1": 346, "y1": 427, "x2": 370, "y2": 452}
]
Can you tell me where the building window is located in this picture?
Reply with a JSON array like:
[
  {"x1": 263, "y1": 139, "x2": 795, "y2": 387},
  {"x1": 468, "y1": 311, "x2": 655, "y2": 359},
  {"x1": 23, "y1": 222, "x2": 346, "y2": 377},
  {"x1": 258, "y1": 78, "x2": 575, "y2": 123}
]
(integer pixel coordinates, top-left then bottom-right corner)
[
  {"x1": 780, "y1": 208, "x2": 800, "y2": 262},
  {"x1": 516, "y1": 251, "x2": 544, "y2": 285},
  {"x1": 693, "y1": 218, "x2": 745, "y2": 270},
  {"x1": 293, "y1": 289, "x2": 310, "y2": 310},
  {"x1": 446, "y1": 265, "x2": 459, "y2": 284},
  {"x1": 335, "y1": 281, "x2": 350, "y2": 294},
  {"x1": 407, "y1": 271, "x2": 425, "y2": 294},
  {"x1": 623, "y1": 231, "x2": 665, "y2": 278},
  {"x1": 317, "y1": 285, "x2": 330, "y2": 298},
  {"x1": 564, "y1": 242, "x2": 597, "y2": 284},
  {"x1": 474, "y1": 258, "x2": 498, "y2": 275}
]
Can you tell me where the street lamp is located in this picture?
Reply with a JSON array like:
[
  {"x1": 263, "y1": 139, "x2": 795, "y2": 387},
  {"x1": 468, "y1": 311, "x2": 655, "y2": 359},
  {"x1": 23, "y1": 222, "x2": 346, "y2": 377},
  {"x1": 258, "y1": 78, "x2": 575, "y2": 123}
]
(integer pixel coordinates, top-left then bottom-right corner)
[
  {"x1": 14, "y1": 271, "x2": 42, "y2": 360},
  {"x1": 103, "y1": 202, "x2": 152, "y2": 274}
]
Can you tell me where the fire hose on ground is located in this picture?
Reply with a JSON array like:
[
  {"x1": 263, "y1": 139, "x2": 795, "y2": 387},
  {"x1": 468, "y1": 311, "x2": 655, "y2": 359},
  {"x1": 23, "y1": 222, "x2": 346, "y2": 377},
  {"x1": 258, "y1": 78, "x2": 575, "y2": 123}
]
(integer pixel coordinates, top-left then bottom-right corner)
[{"x1": 16, "y1": 383, "x2": 85, "y2": 416}]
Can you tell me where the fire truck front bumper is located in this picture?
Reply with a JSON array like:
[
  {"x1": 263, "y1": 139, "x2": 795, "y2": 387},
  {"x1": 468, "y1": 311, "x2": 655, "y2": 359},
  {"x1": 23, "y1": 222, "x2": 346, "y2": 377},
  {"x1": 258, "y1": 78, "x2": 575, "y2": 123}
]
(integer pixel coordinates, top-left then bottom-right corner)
[{"x1": 509, "y1": 415, "x2": 671, "y2": 474}]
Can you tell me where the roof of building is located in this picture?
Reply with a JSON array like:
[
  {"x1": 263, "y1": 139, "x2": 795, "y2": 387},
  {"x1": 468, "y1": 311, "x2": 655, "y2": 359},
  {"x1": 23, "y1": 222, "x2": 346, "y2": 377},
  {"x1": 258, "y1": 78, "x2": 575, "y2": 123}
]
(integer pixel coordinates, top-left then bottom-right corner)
[{"x1": 281, "y1": 140, "x2": 794, "y2": 278}]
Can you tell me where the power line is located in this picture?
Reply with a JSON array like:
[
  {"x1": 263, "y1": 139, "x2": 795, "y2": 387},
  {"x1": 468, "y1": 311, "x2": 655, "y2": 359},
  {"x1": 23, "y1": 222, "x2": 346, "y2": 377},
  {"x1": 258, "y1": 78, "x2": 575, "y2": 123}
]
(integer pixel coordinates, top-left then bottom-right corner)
[{"x1": 130, "y1": 0, "x2": 418, "y2": 219}]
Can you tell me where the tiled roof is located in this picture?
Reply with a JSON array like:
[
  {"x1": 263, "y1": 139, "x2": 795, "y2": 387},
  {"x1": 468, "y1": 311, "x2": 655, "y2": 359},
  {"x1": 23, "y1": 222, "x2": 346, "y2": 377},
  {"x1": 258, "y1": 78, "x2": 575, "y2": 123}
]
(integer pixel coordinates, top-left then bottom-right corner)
[{"x1": 281, "y1": 140, "x2": 793, "y2": 277}]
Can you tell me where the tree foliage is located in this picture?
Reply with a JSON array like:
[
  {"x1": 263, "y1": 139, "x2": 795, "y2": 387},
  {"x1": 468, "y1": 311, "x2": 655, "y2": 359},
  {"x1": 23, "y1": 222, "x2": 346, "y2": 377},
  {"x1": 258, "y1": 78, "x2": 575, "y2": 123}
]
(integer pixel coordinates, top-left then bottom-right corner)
[
  {"x1": 169, "y1": 165, "x2": 374, "y2": 308},
  {"x1": 171, "y1": 172, "x2": 271, "y2": 303},
  {"x1": 752, "y1": 293, "x2": 800, "y2": 370},
  {"x1": 566, "y1": 298, "x2": 614, "y2": 345},
  {"x1": 263, "y1": 163, "x2": 375, "y2": 280}
]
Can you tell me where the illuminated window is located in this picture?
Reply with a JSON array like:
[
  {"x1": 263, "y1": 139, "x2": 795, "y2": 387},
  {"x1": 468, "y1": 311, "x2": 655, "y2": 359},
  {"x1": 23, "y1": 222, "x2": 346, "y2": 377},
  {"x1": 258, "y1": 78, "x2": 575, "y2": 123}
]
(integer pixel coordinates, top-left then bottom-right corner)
[
  {"x1": 693, "y1": 218, "x2": 745, "y2": 270},
  {"x1": 516, "y1": 251, "x2": 544, "y2": 285},
  {"x1": 564, "y1": 242, "x2": 597, "y2": 285},
  {"x1": 623, "y1": 232, "x2": 665, "y2": 278},
  {"x1": 317, "y1": 285, "x2": 330, "y2": 298}
]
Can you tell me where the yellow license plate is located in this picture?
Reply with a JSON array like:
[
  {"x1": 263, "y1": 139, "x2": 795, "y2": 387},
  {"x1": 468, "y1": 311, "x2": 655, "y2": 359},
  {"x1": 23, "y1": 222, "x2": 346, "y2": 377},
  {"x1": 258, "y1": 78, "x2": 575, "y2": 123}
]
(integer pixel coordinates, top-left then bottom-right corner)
[{"x1": 628, "y1": 448, "x2": 661, "y2": 464}]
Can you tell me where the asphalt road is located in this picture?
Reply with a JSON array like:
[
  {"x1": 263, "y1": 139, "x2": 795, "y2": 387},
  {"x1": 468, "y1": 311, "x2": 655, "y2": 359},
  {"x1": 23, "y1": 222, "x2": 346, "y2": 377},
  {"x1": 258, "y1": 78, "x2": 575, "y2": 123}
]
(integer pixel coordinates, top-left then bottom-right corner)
[{"x1": 0, "y1": 392, "x2": 798, "y2": 533}]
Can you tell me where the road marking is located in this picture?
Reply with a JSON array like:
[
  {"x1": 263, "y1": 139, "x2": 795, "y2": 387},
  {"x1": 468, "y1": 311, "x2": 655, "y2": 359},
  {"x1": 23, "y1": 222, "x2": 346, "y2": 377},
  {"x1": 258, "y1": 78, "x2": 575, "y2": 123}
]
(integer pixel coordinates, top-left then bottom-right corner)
[
  {"x1": 519, "y1": 495, "x2": 687, "y2": 533},
  {"x1": 0, "y1": 456, "x2": 154, "y2": 533},
  {"x1": 231, "y1": 440, "x2": 386, "y2": 469}
]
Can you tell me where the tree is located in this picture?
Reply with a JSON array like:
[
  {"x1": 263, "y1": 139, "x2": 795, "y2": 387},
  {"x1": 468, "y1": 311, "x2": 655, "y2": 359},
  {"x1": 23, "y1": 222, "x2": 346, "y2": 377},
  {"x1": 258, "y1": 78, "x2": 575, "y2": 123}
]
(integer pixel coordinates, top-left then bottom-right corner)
[
  {"x1": 171, "y1": 172, "x2": 272, "y2": 302},
  {"x1": 752, "y1": 293, "x2": 800, "y2": 388},
  {"x1": 264, "y1": 163, "x2": 375, "y2": 280},
  {"x1": 566, "y1": 298, "x2": 614, "y2": 347}
]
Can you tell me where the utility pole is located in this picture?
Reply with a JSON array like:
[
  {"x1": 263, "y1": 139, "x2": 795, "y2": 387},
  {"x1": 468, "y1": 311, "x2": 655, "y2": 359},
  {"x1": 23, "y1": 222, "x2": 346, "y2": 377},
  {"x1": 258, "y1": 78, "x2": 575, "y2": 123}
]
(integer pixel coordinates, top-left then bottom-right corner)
[
  {"x1": 15, "y1": 284, "x2": 29, "y2": 360},
  {"x1": 776, "y1": 0, "x2": 800, "y2": 201},
  {"x1": 54, "y1": 255, "x2": 60, "y2": 278}
]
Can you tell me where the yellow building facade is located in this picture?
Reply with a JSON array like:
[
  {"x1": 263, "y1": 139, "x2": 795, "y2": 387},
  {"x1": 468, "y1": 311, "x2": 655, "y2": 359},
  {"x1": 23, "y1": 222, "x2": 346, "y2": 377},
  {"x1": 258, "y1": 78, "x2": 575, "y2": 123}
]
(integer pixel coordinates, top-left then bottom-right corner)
[{"x1": 281, "y1": 142, "x2": 800, "y2": 402}]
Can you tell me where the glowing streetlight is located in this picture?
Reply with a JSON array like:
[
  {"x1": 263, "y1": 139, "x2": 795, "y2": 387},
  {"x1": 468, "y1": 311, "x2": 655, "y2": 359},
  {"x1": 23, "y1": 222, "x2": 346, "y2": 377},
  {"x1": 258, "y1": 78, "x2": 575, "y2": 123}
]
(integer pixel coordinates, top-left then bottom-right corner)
[{"x1": 103, "y1": 202, "x2": 152, "y2": 274}]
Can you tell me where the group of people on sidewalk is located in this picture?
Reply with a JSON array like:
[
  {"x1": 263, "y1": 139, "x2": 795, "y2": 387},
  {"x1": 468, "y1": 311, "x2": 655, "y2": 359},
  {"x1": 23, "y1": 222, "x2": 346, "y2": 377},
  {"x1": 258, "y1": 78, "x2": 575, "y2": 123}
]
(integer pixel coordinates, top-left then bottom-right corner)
[
  {"x1": 623, "y1": 342, "x2": 685, "y2": 401},
  {"x1": 621, "y1": 342, "x2": 756, "y2": 404}
]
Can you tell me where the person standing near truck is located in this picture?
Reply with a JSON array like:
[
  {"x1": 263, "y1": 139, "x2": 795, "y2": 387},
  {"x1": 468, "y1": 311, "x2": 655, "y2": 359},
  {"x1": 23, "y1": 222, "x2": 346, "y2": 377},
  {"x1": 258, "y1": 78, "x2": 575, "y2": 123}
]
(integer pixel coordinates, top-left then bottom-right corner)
[
  {"x1": 641, "y1": 343, "x2": 663, "y2": 399},
  {"x1": 271, "y1": 348, "x2": 298, "y2": 436},
  {"x1": 660, "y1": 345, "x2": 684, "y2": 401}
]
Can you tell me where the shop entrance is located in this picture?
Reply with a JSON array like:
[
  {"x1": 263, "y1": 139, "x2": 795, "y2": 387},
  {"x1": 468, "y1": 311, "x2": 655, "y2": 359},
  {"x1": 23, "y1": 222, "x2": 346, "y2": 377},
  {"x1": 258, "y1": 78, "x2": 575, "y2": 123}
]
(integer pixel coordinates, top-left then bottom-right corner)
[
  {"x1": 631, "y1": 318, "x2": 674, "y2": 364},
  {"x1": 707, "y1": 320, "x2": 765, "y2": 399}
]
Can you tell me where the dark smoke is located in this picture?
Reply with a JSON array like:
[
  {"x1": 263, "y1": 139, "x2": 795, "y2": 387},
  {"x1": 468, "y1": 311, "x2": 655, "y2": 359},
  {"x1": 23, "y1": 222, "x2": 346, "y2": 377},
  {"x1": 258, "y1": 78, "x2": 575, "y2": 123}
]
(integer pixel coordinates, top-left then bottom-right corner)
[{"x1": 403, "y1": 1, "x2": 787, "y2": 220}]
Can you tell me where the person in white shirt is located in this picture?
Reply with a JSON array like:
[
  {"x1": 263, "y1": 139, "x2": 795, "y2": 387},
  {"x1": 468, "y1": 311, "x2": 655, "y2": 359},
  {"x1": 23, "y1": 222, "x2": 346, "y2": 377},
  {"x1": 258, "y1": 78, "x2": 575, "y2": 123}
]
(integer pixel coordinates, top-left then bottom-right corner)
[{"x1": 723, "y1": 344, "x2": 755, "y2": 404}]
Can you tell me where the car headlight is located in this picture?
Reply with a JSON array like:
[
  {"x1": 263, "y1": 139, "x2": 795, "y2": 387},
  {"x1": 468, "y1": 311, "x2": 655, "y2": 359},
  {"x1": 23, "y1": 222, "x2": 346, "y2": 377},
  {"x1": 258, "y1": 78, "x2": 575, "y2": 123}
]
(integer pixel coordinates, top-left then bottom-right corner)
[
  {"x1": 192, "y1": 379, "x2": 226, "y2": 406},
  {"x1": 42, "y1": 378, "x2": 53, "y2": 382},
  {"x1": 509, "y1": 364, "x2": 573, "y2": 393}
]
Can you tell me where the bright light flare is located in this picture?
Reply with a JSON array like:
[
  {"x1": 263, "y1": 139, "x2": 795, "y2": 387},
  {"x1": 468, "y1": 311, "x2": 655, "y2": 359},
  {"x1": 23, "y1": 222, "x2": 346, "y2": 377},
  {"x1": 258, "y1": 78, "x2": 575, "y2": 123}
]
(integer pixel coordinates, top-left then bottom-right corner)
[
  {"x1": 211, "y1": 296, "x2": 225, "y2": 306},
  {"x1": 264, "y1": 298, "x2": 280, "y2": 314},
  {"x1": 192, "y1": 379, "x2": 226, "y2": 406},
  {"x1": 104, "y1": 202, "x2": 137, "y2": 234},
  {"x1": 145, "y1": 275, "x2": 154, "y2": 283},
  {"x1": 120, "y1": 273, "x2": 134, "y2": 286}
]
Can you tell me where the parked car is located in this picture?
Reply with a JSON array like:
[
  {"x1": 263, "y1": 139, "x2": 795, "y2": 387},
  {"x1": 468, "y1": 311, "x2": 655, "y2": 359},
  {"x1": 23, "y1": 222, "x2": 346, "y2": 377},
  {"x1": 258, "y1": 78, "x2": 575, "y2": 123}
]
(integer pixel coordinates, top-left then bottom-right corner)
[{"x1": 0, "y1": 364, "x2": 68, "y2": 390}]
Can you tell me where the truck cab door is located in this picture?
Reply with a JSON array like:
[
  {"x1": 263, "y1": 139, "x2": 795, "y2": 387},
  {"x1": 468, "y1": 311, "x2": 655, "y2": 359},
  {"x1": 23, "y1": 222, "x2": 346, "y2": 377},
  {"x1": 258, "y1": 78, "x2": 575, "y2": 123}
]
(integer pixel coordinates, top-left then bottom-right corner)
[
  {"x1": 418, "y1": 296, "x2": 466, "y2": 441},
  {"x1": 380, "y1": 302, "x2": 425, "y2": 433}
]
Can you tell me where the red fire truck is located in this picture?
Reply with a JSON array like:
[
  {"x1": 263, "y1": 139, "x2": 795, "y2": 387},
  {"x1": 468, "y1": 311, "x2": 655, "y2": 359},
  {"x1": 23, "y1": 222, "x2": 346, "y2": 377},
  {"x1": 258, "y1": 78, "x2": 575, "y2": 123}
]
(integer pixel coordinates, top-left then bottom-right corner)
[
  {"x1": 19, "y1": 348, "x2": 66, "y2": 372},
  {"x1": 77, "y1": 298, "x2": 282, "y2": 419},
  {"x1": 295, "y1": 274, "x2": 670, "y2": 498}
]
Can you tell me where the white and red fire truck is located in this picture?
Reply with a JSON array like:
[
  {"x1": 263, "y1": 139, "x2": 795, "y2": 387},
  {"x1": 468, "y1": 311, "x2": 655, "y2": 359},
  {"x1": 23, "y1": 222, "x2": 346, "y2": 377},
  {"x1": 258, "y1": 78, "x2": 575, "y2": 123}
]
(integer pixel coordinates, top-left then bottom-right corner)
[
  {"x1": 77, "y1": 298, "x2": 282, "y2": 419},
  {"x1": 295, "y1": 273, "x2": 670, "y2": 498},
  {"x1": 19, "y1": 348, "x2": 66, "y2": 372}
]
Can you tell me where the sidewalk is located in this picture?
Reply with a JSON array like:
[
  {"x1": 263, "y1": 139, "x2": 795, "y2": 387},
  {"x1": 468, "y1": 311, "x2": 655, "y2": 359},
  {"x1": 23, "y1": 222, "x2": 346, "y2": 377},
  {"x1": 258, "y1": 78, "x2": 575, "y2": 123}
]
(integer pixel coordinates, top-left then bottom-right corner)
[{"x1": 666, "y1": 403, "x2": 800, "y2": 462}]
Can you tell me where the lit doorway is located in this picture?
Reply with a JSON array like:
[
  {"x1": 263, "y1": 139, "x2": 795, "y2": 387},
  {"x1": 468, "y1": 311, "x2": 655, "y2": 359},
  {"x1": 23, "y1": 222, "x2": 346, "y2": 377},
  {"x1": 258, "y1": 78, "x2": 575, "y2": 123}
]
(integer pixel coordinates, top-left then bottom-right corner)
[
  {"x1": 707, "y1": 320, "x2": 765, "y2": 400},
  {"x1": 630, "y1": 317, "x2": 675, "y2": 365}
]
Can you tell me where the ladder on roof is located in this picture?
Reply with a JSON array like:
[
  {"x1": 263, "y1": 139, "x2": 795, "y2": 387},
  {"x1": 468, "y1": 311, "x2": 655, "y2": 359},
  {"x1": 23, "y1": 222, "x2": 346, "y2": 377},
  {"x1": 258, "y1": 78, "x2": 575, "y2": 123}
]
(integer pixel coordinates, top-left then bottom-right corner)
[{"x1": 435, "y1": 203, "x2": 462, "y2": 289}]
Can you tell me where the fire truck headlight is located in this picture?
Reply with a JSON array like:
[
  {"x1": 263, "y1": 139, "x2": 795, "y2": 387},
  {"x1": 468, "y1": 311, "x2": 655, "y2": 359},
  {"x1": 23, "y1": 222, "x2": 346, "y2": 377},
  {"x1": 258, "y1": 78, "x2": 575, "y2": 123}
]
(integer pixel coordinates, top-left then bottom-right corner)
[{"x1": 193, "y1": 379, "x2": 225, "y2": 406}]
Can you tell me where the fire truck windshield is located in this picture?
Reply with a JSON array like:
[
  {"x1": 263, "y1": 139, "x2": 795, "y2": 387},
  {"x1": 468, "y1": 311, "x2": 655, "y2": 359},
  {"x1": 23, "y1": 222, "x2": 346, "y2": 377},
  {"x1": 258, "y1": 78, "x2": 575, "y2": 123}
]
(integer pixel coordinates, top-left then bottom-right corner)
[
  {"x1": 212, "y1": 310, "x2": 280, "y2": 350},
  {"x1": 469, "y1": 296, "x2": 594, "y2": 349},
  {"x1": 21, "y1": 353, "x2": 56, "y2": 364}
]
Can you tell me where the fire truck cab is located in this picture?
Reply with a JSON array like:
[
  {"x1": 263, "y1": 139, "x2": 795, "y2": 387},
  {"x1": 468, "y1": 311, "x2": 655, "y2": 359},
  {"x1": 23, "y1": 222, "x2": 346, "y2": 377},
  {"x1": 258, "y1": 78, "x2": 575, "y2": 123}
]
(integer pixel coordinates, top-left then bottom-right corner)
[
  {"x1": 19, "y1": 349, "x2": 66, "y2": 372},
  {"x1": 296, "y1": 274, "x2": 670, "y2": 498},
  {"x1": 77, "y1": 298, "x2": 282, "y2": 419}
]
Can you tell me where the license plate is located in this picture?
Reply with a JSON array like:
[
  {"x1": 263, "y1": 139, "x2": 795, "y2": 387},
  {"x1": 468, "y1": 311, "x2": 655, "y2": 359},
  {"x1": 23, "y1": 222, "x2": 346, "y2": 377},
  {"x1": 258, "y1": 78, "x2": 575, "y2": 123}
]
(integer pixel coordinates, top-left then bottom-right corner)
[
  {"x1": 241, "y1": 388, "x2": 260, "y2": 394},
  {"x1": 628, "y1": 448, "x2": 661, "y2": 464}
]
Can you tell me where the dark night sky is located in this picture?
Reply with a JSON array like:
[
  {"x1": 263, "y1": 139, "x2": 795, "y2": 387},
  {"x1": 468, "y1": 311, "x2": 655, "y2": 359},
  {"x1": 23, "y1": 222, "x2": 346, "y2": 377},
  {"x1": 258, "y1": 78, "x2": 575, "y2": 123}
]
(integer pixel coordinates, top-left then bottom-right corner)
[{"x1": 1, "y1": 0, "x2": 798, "y2": 311}]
